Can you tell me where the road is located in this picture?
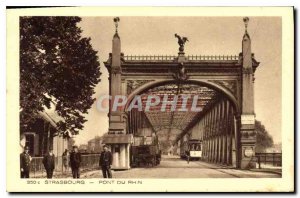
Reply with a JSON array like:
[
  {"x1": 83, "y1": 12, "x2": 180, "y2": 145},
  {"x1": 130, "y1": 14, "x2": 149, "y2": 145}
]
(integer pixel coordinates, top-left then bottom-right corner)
[{"x1": 80, "y1": 155, "x2": 281, "y2": 179}]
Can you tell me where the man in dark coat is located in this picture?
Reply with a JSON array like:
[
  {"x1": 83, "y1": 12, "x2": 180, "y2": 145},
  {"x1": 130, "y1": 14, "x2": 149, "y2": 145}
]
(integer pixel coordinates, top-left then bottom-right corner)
[
  {"x1": 186, "y1": 150, "x2": 190, "y2": 164},
  {"x1": 70, "y1": 146, "x2": 81, "y2": 178},
  {"x1": 20, "y1": 146, "x2": 32, "y2": 178},
  {"x1": 99, "y1": 145, "x2": 113, "y2": 178},
  {"x1": 43, "y1": 148, "x2": 55, "y2": 179}
]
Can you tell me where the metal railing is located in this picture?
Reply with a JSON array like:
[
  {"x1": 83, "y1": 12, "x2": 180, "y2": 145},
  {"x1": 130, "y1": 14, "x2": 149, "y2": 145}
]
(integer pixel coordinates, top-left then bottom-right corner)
[
  {"x1": 30, "y1": 157, "x2": 45, "y2": 177},
  {"x1": 123, "y1": 55, "x2": 176, "y2": 61},
  {"x1": 80, "y1": 154, "x2": 100, "y2": 170},
  {"x1": 187, "y1": 55, "x2": 239, "y2": 61},
  {"x1": 122, "y1": 55, "x2": 239, "y2": 61},
  {"x1": 29, "y1": 154, "x2": 100, "y2": 178},
  {"x1": 255, "y1": 153, "x2": 282, "y2": 169}
]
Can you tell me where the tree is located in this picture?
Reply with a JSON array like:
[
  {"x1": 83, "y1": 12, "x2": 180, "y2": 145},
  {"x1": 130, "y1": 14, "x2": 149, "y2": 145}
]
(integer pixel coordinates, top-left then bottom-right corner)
[
  {"x1": 255, "y1": 120, "x2": 274, "y2": 152},
  {"x1": 20, "y1": 16, "x2": 101, "y2": 136}
]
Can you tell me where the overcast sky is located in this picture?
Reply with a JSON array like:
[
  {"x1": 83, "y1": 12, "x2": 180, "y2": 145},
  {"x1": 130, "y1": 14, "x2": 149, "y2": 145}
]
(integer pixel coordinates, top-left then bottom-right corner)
[{"x1": 74, "y1": 17, "x2": 282, "y2": 145}]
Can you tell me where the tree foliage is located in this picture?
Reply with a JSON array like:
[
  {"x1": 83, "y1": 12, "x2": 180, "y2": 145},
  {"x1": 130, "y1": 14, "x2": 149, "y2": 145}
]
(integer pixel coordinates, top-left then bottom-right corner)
[
  {"x1": 20, "y1": 16, "x2": 101, "y2": 136},
  {"x1": 255, "y1": 120, "x2": 274, "y2": 152}
]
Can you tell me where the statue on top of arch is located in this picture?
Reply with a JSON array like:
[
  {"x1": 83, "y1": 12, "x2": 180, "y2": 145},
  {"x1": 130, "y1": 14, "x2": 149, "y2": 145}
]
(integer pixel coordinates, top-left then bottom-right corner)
[{"x1": 175, "y1": 33, "x2": 189, "y2": 53}]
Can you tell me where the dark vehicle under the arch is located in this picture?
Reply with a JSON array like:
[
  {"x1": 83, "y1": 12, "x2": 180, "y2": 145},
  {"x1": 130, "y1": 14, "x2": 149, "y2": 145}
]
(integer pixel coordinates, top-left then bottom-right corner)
[{"x1": 130, "y1": 136, "x2": 161, "y2": 167}]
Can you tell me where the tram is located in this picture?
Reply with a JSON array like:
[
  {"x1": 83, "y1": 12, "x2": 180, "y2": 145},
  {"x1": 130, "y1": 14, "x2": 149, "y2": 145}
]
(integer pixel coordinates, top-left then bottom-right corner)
[{"x1": 180, "y1": 139, "x2": 202, "y2": 160}]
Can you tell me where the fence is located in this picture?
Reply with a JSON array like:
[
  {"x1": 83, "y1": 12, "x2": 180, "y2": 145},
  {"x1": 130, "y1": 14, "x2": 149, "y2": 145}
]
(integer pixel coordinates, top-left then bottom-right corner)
[
  {"x1": 187, "y1": 55, "x2": 239, "y2": 61},
  {"x1": 123, "y1": 55, "x2": 176, "y2": 61},
  {"x1": 255, "y1": 153, "x2": 282, "y2": 169},
  {"x1": 122, "y1": 55, "x2": 239, "y2": 61},
  {"x1": 30, "y1": 157, "x2": 45, "y2": 177},
  {"x1": 29, "y1": 154, "x2": 100, "y2": 178},
  {"x1": 80, "y1": 154, "x2": 100, "y2": 170}
]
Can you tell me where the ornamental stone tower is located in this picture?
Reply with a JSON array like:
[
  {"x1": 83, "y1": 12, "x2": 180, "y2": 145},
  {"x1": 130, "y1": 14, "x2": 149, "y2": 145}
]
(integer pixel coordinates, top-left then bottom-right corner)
[
  {"x1": 103, "y1": 17, "x2": 132, "y2": 170},
  {"x1": 240, "y1": 17, "x2": 257, "y2": 169},
  {"x1": 109, "y1": 19, "x2": 125, "y2": 133}
]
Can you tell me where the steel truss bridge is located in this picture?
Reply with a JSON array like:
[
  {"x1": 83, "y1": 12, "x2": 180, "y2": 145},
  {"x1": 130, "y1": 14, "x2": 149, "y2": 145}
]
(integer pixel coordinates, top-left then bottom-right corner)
[{"x1": 103, "y1": 18, "x2": 260, "y2": 170}]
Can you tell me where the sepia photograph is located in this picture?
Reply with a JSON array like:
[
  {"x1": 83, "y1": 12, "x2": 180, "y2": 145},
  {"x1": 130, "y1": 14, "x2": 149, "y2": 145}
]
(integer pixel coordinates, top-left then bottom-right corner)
[{"x1": 6, "y1": 7, "x2": 294, "y2": 192}]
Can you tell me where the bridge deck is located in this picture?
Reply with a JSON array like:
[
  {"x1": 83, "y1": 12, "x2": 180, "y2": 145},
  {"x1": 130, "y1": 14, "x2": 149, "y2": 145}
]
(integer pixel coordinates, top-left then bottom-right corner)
[
  {"x1": 83, "y1": 155, "x2": 281, "y2": 178},
  {"x1": 30, "y1": 155, "x2": 280, "y2": 179}
]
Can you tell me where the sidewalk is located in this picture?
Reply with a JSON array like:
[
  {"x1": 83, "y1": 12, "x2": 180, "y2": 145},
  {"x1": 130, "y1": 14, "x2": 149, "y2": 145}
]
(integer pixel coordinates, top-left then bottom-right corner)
[
  {"x1": 250, "y1": 168, "x2": 282, "y2": 175},
  {"x1": 30, "y1": 168, "x2": 98, "y2": 179},
  {"x1": 191, "y1": 160, "x2": 282, "y2": 178}
]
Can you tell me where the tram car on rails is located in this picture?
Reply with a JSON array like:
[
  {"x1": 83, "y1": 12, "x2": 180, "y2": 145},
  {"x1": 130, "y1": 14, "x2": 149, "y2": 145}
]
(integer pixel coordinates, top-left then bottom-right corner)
[{"x1": 180, "y1": 139, "x2": 202, "y2": 160}]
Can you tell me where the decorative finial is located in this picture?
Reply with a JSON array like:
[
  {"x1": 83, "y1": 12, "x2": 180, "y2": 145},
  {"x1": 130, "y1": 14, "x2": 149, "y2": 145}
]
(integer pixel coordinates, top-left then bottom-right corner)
[
  {"x1": 113, "y1": 17, "x2": 120, "y2": 33},
  {"x1": 243, "y1": 17, "x2": 249, "y2": 33}
]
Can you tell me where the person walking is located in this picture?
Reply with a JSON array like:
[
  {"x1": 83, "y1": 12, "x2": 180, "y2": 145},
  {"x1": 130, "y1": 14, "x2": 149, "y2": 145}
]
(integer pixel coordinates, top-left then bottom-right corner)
[
  {"x1": 70, "y1": 146, "x2": 81, "y2": 178},
  {"x1": 99, "y1": 145, "x2": 113, "y2": 178},
  {"x1": 62, "y1": 149, "x2": 69, "y2": 172},
  {"x1": 186, "y1": 150, "x2": 190, "y2": 164},
  {"x1": 42, "y1": 148, "x2": 55, "y2": 179},
  {"x1": 20, "y1": 146, "x2": 32, "y2": 178}
]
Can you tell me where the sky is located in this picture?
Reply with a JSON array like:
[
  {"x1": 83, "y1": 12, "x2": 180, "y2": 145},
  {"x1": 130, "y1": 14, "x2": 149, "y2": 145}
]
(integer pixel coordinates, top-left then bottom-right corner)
[{"x1": 74, "y1": 17, "x2": 282, "y2": 145}]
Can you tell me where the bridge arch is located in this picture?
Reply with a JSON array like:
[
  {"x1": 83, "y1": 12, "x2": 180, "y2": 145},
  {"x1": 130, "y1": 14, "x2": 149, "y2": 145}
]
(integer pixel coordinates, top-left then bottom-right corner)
[{"x1": 125, "y1": 79, "x2": 240, "y2": 114}]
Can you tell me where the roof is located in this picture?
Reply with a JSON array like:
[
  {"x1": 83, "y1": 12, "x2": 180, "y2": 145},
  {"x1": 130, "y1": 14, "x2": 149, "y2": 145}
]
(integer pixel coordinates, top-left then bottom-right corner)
[
  {"x1": 102, "y1": 134, "x2": 133, "y2": 144},
  {"x1": 38, "y1": 111, "x2": 58, "y2": 128},
  {"x1": 38, "y1": 101, "x2": 64, "y2": 129}
]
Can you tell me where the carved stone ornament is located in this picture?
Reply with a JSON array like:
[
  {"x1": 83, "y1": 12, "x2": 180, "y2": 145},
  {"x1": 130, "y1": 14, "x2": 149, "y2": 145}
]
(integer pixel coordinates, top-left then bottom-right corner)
[
  {"x1": 209, "y1": 80, "x2": 238, "y2": 98},
  {"x1": 241, "y1": 114, "x2": 255, "y2": 125},
  {"x1": 127, "y1": 80, "x2": 154, "y2": 95},
  {"x1": 173, "y1": 62, "x2": 188, "y2": 81},
  {"x1": 244, "y1": 147, "x2": 254, "y2": 158},
  {"x1": 241, "y1": 131, "x2": 256, "y2": 139},
  {"x1": 111, "y1": 67, "x2": 121, "y2": 74},
  {"x1": 242, "y1": 67, "x2": 253, "y2": 74}
]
